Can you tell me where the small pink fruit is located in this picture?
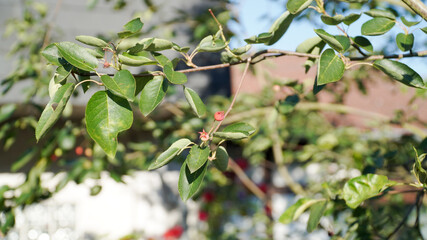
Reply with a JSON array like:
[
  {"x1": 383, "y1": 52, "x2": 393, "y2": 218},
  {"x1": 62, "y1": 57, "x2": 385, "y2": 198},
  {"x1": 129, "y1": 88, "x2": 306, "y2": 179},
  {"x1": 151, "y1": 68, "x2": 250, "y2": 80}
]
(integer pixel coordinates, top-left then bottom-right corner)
[
  {"x1": 103, "y1": 61, "x2": 110, "y2": 68},
  {"x1": 199, "y1": 129, "x2": 209, "y2": 142},
  {"x1": 214, "y1": 111, "x2": 225, "y2": 121}
]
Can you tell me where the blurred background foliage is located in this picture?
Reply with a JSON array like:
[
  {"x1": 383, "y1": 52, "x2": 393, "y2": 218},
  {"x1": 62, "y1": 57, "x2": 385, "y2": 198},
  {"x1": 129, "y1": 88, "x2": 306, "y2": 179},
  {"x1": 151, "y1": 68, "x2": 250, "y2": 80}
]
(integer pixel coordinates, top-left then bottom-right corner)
[{"x1": 1, "y1": 0, "x2": 427, "y2": 239}]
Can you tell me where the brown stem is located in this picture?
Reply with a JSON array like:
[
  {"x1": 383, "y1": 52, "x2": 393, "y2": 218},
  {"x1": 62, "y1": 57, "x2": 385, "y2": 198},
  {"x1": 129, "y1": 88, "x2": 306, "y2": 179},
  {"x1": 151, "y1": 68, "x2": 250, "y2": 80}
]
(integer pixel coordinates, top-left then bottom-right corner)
[
  {"x1": 209, "y1": 58, "x2": 252, "y2": 136},
  {"x1": 79, "y1": 48, "x2": 427, "y2": 79},
  {"x1": 76, "y1": 49, "x2": 427, "y2": 77},
  {"x1": 401, "y1": 0, "x2": 427, "y2": 21},
  {"x1": 42, "y1": 0, "x2": 63, "y2": 49},
  {"x1": 386, "y1": 190, "x2": 424, "y2": 239},
  {"x1": 270, "y1": 115, "x2": 307, "y2": 196},
  {"x1": 228, "y1": 157, "x2": 267, "y2": 201}
]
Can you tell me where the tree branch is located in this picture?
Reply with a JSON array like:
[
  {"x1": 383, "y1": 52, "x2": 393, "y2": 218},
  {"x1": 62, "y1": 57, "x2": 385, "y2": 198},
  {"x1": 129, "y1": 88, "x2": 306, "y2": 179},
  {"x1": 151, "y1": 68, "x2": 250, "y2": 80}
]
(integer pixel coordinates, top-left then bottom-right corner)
[
  {"x1": 228, "y1": 157, "x2": 267, "y2": 201},
  {"x1": 401, "y1": 0, "x2": 427, "y2": 21},
  {"x1": 78, "y1": 49, "x2": 427, "y2": 77},
  {"x1": 386, "y1": 190, "x2": 424, "y2": 239}
]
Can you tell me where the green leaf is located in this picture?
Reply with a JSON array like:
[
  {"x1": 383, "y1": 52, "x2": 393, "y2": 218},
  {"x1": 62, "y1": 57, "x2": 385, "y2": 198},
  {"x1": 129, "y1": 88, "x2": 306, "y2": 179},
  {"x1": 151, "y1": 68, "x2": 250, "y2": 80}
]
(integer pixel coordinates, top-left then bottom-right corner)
[
  {"x1": 343, "y1": 174, "x2": 395, "y2": 208},
  {"x1": 118, "y1": 52, "x2": 157, "y2": 66},
  {"x1": 139, "y1": 76, "x2": 168, "y2": 116},
  {"x1": 279, "y1": 198, "x2": 322, "y2": 224},
  {"x1": 85, "y1": 91, "x2": 133, "y2": 158},
  {"x1": 0, "y1": 104, "x2": 16, "y2": 124},
  {"x1": 148, "y1": 138, "x2": 192, "y2": 170},
  {"x1": 213, "y1": 132, "x2": 249, "y2": 140},
  {"x1": 307, "y1": 200, "x2": 327, "y2": 232},
  {"x1": 224, "y1": 122, "x2": 256, "y2": 134},
  {"x1": 90, "y1": 185, "x2": 102, "y2": 196},
  {"x1": 198, "y1": 35, "x2": 227, "y2": 52},
  {"x1": 364, "y1": 9, "x2": 396, "y2": 20},
  {"x1": 412, "y1": 149, "x2": 427, "y2": 185},
  {"x1": 421, "y1": 27, "x2": 427, "y2": 34},
  {"x1": 36, "y1": 83, "x2": 75, "y2": 141},
  {"x1": 1, "y1": 211, "x2": 15, "y2": 234},
  {"x1": 361, "y1": 18, "x2": 395, "y2": 36},
  {"x1": 128, "y1": 38, "x2": 174, "y2": 53},
  {"x1": 41, "y1": 43, "x2": 67, "y2": 66},
  {"x1": 100, "y1": 70, "x2": 136, "y2": 101},
  {"x1": 244, "y1": 32, "x2": 273, "y2": 44},
  {"x1": 143, "y1": 38, "x2": 174, "y2": 51},
  {"x1": 296, "y1": 37, "x2": 325, "y2": 72},
  {"x1": 173, "y1": 43, "x2": 190, "y2": 53},
  {"x1": 321, "y1": 14, "x2": 345, "y2": 25},
  {"x1": 178, "y1": 162, "x2": 207, "y2": 201},
  {"x1": 186, "y1": 145, "x2": 210, "y2": 173},
  {"x1": 277, "y1": 94, "x2": 300, "y2": 114},
  {"x1": 55, "y1": 42, "x2": 98, "y2": 71},
  {"x1": 400, "y1": 16, "x2": 420, "y2": 27},
  {"x1": 213, "y1": 146, "x2": 229, "y2": 171},
  {"x1": 314, "y1": 29, "x2": 344, "y2": 52},
  {"x1": 151, "y1": 52, "x2": 170, "y2": 67},
  {"x1": 334, "y1": 35, "x2": 351, "y2": 52},
  {"x1": 231, "y1": 45, "x2": 252, "y2": 55},
  {"x1": 267, "y1": 11, "x2": 296, "y2": 45},
  {"x1": 317, "y1": 49, "x2": 345, "y2": 85},
  {"x1": 184, "y1": 87, "x2": 206, "y2": 117},
  {"x1": 87, "y1": 48, "x2": 105, "y2": 58},
  {"x1": 54, "y1": 63, "x2": 73, "y2": 84},
  {"x1": 287, "y1": 0, "x2": 312, "y2": 14},
  {"x1": 75, "y1": 35, "x2": 109, "y2": 48},
  {"x1": 135, "y1": 74, "x2": 153, "y2": 96},
  {"x1": 124, "y1": 18, "x2": 143, "y2": 32},
  {"x1": 164, "y1": 64, "x2": 187, "y2": 84},
  {"x1": 214, "y1": 122, "x2": 256, "y2": 140},
  {"x1": 343, "y1": 13, "x2": 361, "y2": 25},
  {"x1": 352, "y1": 36, "x2": 373, "y2": 52},
  {"x1": 118, "y1": 18, "x2": 143, "y2": 38},
  {"x1": 11, "y1": 147, "x2": 37, "y2": 172},
  {"x1": 396, "y1": 33, "x2": 414, "y2": 52},
  {"x1": 373, "y1": 59, "x2": 426, "y2": 89},
  {"x1": 296, "y1": 36, "x2": 323, "y2": 53}
]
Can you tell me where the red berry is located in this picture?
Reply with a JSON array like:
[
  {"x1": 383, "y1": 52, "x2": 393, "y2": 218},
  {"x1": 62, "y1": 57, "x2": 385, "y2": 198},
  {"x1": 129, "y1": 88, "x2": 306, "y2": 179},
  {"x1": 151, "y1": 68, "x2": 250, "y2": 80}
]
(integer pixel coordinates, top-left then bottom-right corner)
[
  {"x1": 214, "y1": 111, "x2": 225, "y2": 121},
  {"x1": 198, "y1": 211, "x2": 208, "y2": 221},
  {"x1": 265, "y1": 205, "x2": 272, "y2": 216},
  {"x1": 50, "y1": 154, "x2": 57, "y2": 162},
  {"x1": 75, "y1": 146, "x2": 84, "y2": 156},
  {"x1": 235, "y1": 158, "x2": 249, "y2": 170},
  {"x1": 163, "y1": 225, "x2": 183, "y2": 240},
  {"x1": 202, "y1": 191, "x2": 215, "y2": 203},
  {"x1": 258, "y1": 183, "x2": 268, "y2": 194}
]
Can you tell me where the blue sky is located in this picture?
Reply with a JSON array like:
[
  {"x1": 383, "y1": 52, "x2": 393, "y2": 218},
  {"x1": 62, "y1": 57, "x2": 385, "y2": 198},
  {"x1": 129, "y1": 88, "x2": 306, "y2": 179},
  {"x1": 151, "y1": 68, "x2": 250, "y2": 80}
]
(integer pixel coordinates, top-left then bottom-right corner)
[{"x1": 230, "y1": 0, "x2": 427, "y2": 77}]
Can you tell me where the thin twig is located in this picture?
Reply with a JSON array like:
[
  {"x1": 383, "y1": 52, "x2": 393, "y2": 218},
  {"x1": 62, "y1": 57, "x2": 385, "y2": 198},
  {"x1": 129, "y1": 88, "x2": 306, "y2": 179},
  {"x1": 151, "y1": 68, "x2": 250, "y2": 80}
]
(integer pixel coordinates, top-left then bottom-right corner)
[
  {"x1": 209, "y1": 58, "x2": 252, "y2": 136},
  {"x1": 415, "y1": 191, "x2": 425, "y2": 239},
  {"x1": 76, "y1": 49, "x2": 427, "y2": 77},
  {"x1": 228, "y1": 157, "x2": 267, "y2": 201},
  {"x1": 74, "y1": 79, "x2": 103, "y2": 89},
  {"x1": 386, "y1": 190, "x2": 424, "y2": 239},
  {"x1": 401, "y1": 0, "x2": 427, "y2": 21},
  {"x1": 271, "y1": 117, "x2": 307, "y2": 196},
  {"x1": 42, "y1": 0, "x2": 63, "y2": 49}
]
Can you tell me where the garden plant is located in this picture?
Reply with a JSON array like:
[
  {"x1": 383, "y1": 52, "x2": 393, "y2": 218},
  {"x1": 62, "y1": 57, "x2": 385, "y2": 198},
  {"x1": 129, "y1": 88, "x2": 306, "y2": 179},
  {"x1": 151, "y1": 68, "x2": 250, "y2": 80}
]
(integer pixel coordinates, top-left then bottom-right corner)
[{"x1": 1, "y1": 0, "x2": 427, "y2": 239}]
